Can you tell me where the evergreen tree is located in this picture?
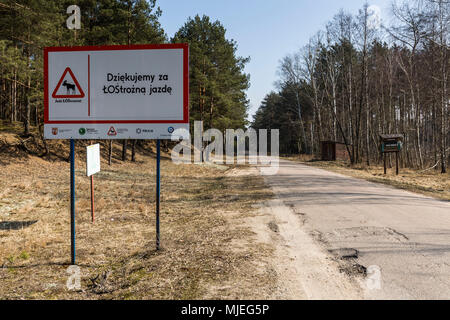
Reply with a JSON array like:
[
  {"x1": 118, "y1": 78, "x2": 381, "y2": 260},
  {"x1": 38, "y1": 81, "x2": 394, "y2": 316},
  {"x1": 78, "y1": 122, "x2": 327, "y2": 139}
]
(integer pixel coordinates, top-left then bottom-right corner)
[
  {"x1": 0, "y1": 0, "x2": 166, "y2": 160},
  {"x1": 172, "y1": 15, "x2": 250, "y2": 131}
]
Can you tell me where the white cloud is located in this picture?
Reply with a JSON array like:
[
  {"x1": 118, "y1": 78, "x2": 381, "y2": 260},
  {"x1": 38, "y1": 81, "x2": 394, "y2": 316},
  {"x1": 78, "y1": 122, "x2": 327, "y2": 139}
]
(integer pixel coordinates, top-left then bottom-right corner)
[{"x1": 367, "y1": 5, "x2": 381, "y2": 30}]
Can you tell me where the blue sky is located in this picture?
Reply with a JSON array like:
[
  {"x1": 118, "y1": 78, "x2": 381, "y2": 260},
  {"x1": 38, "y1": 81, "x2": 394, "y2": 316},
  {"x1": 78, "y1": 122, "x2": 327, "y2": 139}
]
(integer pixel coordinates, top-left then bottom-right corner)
[{"x1": 157, "y1": 0, "x2": 392, "y2": 121}]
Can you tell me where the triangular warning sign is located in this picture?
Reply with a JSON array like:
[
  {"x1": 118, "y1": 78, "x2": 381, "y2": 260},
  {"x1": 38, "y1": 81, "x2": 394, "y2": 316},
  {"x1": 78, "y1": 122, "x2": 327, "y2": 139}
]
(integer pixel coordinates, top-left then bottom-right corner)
[
  {"x1": 52, "y1": 67, "x2": 85, "y2": 98},
  {"x1": 107, "y1": 126, "x2": 117, "y2": 136}
]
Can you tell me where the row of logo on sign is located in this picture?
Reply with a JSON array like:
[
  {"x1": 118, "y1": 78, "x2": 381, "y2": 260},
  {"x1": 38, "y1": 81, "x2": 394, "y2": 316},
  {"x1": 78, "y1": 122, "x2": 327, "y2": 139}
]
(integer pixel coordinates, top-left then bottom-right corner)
[{"x1": 51, "y1": 126, "x2": 175, "y2": 136}]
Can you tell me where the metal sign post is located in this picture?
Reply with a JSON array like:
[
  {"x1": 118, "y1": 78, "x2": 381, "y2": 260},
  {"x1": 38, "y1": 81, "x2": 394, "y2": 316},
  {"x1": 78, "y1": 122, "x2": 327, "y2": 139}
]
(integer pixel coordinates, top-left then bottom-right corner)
[
  {"x1": 86, "y1": 143, "x2": 100, "y2": 224},
  {"x1": 70, "y1": 139, "x2": 76, "y2": 265},
  {"x1": 43, "y1": 43, "x2": 189, "y2": 264},
  {"x1": 90, "y1": 175, "x2": 95, "y2": 223},
  {"x1": 156, "y1": 140, "x2": 161, "y2": 250}
]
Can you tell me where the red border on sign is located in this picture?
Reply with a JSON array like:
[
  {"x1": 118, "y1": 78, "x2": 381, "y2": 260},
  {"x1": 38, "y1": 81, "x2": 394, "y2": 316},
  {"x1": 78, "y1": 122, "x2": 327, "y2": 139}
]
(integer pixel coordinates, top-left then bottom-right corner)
[{"x1": 44, "y1": 43, "x2": 189, "y2": 124}]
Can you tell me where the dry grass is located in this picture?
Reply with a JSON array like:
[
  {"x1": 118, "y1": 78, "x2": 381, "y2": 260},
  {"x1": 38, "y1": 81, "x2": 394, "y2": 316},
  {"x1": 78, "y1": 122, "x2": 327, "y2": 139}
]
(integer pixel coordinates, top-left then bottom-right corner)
[
  {"x1": 0, "y1": 136, "x2": 275, "y2": 299},
  {"x1": 285, "y1": 155, "x2": 450, "y2": 201}
]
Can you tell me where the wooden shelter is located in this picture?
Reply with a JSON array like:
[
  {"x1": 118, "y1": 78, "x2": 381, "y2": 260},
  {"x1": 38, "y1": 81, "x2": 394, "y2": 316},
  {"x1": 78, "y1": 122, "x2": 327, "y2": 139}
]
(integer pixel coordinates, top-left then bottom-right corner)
[{"x1": 320, "y1": 141, "x2": 351, "y2": 161}]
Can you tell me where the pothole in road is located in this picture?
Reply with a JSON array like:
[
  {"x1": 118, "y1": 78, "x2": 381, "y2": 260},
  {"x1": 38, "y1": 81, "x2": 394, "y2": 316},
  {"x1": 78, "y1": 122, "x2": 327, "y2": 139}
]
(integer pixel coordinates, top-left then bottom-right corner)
[
  {"x1": 286, "y1": 203, "x2": 307, "y2": 226},
  {"x1": 339, "y1": 263, "x2": 367, "y2": 277},
  {"x1": 267, "y1": 221, "x2": 279, "y2": 233},
  {"x1": 328, "y1": 248, "x2": 367, "y2": 277},
  {"x1": 331, "y1": 226, "x2": 409, "y2": 242},
  {"x1": 328, "y1": 248, "x2": 358, "y2": 259}
]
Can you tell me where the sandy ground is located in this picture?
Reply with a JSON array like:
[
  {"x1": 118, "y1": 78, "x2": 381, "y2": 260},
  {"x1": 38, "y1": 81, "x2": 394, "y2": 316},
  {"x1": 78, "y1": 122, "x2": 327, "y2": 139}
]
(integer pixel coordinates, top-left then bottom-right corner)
[
  {"x1": 259, "y1": 158, "x2": 450, "y2": 299},
  {"x1": 0, "y1": 143, "x2": 277, "y2": 299}
]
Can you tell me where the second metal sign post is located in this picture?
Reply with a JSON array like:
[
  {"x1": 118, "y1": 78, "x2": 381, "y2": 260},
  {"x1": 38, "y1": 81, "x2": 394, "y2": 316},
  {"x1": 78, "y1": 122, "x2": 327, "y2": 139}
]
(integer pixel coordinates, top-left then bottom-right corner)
[{"x1": 43, "y1": 44, "x2": 189, "y2": 264}]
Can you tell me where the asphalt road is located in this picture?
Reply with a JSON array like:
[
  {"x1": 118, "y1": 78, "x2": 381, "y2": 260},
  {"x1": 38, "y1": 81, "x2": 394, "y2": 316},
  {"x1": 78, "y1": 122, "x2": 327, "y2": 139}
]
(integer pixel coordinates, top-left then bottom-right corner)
[{"x1": 262, "y1": 159, "x2": 450, "y2": 299}]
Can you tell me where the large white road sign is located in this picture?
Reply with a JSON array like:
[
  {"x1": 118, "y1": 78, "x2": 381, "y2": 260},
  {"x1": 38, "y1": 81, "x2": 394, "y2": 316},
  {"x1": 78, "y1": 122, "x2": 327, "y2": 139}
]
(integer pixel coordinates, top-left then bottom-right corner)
[{"x1": 44, "y1": 44, "x2": 189, "y2": 139}]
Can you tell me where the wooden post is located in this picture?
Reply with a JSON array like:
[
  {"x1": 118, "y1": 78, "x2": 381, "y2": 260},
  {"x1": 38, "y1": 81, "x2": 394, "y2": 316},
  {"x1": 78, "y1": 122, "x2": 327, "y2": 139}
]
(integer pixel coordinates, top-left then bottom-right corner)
[
  {"x1": 90, "y1": 175, "x2": 95, "y2": 223},
  {"x1": 384, "y1": 153, "x2": 387, "y2": 175},
  {"x1": 395, "y1": 152, "x2": 399, "y2": 175}
]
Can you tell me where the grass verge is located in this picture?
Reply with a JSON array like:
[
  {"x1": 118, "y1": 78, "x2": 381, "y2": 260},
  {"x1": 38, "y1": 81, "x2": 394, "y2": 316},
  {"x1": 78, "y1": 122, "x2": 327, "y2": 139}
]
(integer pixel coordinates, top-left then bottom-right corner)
[{"x1": 0, "y1": 136, "x2": 274, "y2": 299}]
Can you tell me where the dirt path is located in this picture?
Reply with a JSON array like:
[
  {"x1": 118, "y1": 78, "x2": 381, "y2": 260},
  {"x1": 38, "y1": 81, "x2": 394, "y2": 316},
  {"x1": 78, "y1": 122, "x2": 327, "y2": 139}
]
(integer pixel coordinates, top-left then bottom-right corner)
[
  {"x1": 257, "y1": 159, "x2": 450, "y2": 299},
  {"x1": 259, "y1": 197, "x2": 363, "y2": 299}
]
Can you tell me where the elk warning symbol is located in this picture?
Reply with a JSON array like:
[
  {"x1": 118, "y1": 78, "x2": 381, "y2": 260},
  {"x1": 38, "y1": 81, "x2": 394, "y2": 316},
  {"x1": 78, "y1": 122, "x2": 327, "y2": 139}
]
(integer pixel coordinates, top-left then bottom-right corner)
[
  {"x1": 52, "y1": 67, "x2": 85, "y2": 98},
  {"x1": 107, "y1": 126, "x2": 117, "y2": 136}
]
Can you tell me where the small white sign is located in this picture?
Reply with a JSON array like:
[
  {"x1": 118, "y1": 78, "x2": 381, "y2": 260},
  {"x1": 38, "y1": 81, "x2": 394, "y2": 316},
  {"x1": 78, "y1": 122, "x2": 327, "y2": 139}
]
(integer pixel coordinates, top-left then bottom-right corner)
[{"x1": 86, "y1": 144, "x2": 100, "y2": 176}]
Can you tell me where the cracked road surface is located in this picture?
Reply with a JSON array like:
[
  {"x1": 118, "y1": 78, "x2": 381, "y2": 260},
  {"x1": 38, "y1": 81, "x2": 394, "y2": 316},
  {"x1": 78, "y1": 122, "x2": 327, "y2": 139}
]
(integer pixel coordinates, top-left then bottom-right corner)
[{"x1": 261, "y1": 159, "x2": 450, "y2": 299}]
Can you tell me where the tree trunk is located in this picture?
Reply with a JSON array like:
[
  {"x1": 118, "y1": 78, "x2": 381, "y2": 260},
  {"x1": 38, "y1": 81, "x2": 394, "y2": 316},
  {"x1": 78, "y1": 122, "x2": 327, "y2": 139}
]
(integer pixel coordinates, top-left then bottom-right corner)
[
  {"x1": 131, "y1": 140, "x2": 136, "y2": 162},
  {"x1": 365, "y1": 57, "x2": 370, "y2": 166},
  {"x1": 11, "y1": 69, "x2": 17, "y2": 123},
  {"x1": 122, "y1": 140, "x2": 127, "y2": 161},
  {"x1": 109, "y1": 140, "x2": 113, "y2": 165},
  {"x1": 209, "y1": 97, "x2": 214, "y2": 129},
  {"x1": 439, "y1": 0, "x2": 447, "y2": 173},
  {"x1": 295, "y1": 91, "x2": 307, "y2": 153},
  {"x1": 24, "y1": 75, "x2": 30, "y2": 136}
]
